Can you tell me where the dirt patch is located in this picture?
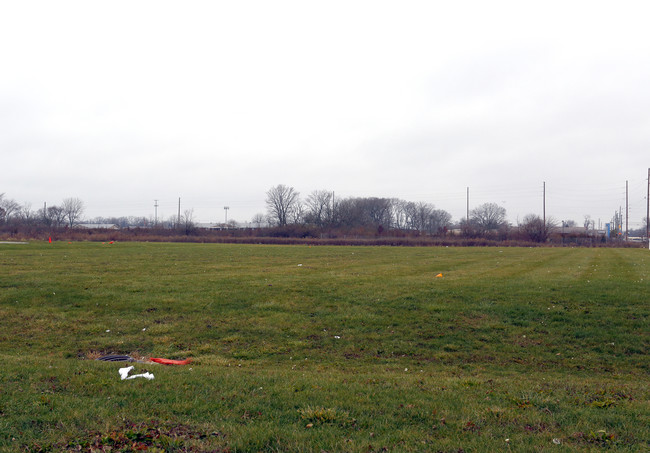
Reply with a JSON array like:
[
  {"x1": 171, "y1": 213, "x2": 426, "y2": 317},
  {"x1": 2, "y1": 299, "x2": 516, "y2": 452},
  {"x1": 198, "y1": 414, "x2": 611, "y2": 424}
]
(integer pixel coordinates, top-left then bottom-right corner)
[{"x1": 31, "y1": 419, "x2": 226, "y2": 452}]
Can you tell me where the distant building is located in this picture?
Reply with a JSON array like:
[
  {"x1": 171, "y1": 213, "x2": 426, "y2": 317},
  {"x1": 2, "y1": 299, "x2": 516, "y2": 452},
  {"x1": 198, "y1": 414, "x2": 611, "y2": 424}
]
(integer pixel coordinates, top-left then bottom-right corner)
[
  {"x1": 559, "y1": 226, "x2": 591, "y2": 235},
  {"x1": 75, "y1": 223, "x2": 119, "y2": 229},
  {"x1": 195, "y1": 223, "x2": 223, "y2": 230}
]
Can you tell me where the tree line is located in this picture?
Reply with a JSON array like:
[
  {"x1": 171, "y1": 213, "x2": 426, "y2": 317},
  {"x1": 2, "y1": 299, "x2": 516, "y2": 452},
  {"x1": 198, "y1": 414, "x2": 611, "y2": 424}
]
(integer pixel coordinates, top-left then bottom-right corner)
[
  {"x1": 0, "y1": 194, "x2": 85, "y2": 228},
  {"x1": 261, "y1": 184, "x2": 648, "y2": 243},
  {"x1": 2, "y1": 188, "x2": 643, "y2": 244},
  {"x1": 0, "y1": 193, "x2": 194, "y2": 232},
  {"x1": 263, "y1": 185, "x2": 452, "y2": 234},
  {"x1": 262, "y1": 184, "x2": 563, "y2": 241}
]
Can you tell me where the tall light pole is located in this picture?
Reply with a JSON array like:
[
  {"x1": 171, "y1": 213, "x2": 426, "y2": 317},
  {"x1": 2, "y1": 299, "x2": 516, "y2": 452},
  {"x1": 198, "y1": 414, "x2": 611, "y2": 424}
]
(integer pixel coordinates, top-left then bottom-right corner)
[{"x1": 224, "y1": 206, "x2": 229, "y2": 224}]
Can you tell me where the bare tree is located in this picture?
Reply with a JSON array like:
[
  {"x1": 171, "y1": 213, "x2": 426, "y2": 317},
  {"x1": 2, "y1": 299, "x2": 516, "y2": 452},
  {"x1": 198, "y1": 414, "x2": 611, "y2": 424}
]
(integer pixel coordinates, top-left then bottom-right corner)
[
  {"x1": 470, "y1": 202, "x2": 507, "y2": 234},
  {"x1": 182, "y1": 208, "x2": 196, "y2": 234},
  {"x1": 290, "y1": 201, "x2": 305, "y2": 225},
  {"x1": 364, "y1": 197, "x2": 393, "y2": 227},
  {"x1": 61, "y1": 197, "x2": 85, "y2": 227},
  {"x1": 394, "y1": 200, "x2": 451, "y2": 234},
  {"x1": 17, "y1": 203, "x2": 35, "y2": 224},
  {"x1": 429, "y1": 208, "x2": 452, "y2": 234},
  {"x1": 0, "y1": 193, "x2": 20, "y2": 223},
  {"x1": 251, "y1": 213, "x2": 266, "y2": 228},
  {"x1": 331, "y1": 197, "x2": 393, "y2": 229},
  {"x1": 410, "y1": 202, "x2": 432, "y2": 231},
  {"x1": 520, "y1": 214, "x2": 555, "y2": 242},
  {"x1": 305, "y1": 190, "x2": 333, "y2": 227},
  {"x1": 333, "y1": 197, "x2": 362, "y2": 227},
  {"x1": 47, "y1": 206, "x2": 66, "y2": 227},
  {"x1": 266, "y1": 184, "x2": 300, "y2": 226},
  {"x1": 391, "y1": 199, "x2": 408, "y2": 229}
]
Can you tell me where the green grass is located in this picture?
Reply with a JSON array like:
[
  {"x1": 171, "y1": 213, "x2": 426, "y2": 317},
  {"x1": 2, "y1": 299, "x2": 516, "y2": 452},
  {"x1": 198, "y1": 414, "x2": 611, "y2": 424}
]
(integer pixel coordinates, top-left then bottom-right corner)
[{"x1": 0, "y1": 242, "x2": 648, "y2": 452}]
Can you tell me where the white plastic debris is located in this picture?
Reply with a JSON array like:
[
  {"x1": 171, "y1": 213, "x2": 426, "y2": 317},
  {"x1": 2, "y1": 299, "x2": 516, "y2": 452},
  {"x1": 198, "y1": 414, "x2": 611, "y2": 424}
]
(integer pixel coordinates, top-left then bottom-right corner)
[
  {"x1": 119, "y1": 365, "x2": 154, "y2": 381},
  {"x1": 119, "y1": 366, "x2": 134, "y2": 380},
  {"x1": 126, "y1": 372, "x2": 154, "y2": 380}
]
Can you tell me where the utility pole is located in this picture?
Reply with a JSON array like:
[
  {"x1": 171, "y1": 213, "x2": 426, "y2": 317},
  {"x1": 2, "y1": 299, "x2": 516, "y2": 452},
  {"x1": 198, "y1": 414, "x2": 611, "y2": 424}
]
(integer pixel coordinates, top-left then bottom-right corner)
[
  {"x1": 647, "y1": 168, "x2": 649, "y2": 248},
  {"x1": 466, "y1": 187, "x2": 469, "y2": 222},
  {"x1": 154, "y1": 199, "x2": 159, "y2": 225},
  {"x1": 178, "y1": 198, "x2": 181, "y2": 227},
  {"x1": 543, "y1": 181, "x2": 546, "y2": 228},
  {"x1": 625, "y1": 180, "x2": 629, "y2": 241},
  {"x1": 224, "y1": 206, "x2": 229, "y2": 224}
]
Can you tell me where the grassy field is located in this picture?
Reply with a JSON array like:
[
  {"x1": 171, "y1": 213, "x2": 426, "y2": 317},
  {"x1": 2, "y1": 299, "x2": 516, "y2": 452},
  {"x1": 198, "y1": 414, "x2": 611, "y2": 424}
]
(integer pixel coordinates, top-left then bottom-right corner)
[{"x1": 0, "y1": 242, "x2": 648, "y2": 452}]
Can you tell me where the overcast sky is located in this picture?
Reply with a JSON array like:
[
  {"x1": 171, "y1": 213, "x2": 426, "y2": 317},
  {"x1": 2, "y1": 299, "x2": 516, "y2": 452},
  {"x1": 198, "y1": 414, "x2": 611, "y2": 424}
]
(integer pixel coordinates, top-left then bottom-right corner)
[{"x1": 1, "y1": 1, "x2": 649, "y2": 228}]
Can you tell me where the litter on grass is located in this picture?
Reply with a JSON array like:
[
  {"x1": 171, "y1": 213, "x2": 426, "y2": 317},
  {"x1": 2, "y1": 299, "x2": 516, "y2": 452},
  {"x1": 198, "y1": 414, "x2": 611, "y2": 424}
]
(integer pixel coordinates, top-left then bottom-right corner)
[
  {"x1": 118, "y1": 366, "x2": 133, "y2": 380},
  {"x1": 128, "y1": 372, "x2": 154, "y2": 380},
  {"x1": 119, "y1": 366, "x2": 154, "y2": 380},
  {"x1": 96, "y1": 354, "x2": 190, "y2": 365},
  {"x1": 150, "y1": 357, "x2": 192, "y2": 365}
]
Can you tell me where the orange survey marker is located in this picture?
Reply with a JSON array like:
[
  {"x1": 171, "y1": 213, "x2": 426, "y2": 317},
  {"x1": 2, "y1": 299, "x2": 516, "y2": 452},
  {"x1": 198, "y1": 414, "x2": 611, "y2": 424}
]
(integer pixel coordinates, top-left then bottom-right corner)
[
  {"x1": 149, "y1": 357, "x2": 192, "y2": 365},
  {"x1": 435, "y1": 273, "x2": 443, "y2": 278}
]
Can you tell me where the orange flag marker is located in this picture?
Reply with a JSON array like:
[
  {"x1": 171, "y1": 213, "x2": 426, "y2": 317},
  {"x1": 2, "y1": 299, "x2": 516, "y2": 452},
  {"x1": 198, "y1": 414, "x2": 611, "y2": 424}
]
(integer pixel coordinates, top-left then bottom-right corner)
[{"x1": 435, "y1": 273, "x2": 443, "y2": 278}]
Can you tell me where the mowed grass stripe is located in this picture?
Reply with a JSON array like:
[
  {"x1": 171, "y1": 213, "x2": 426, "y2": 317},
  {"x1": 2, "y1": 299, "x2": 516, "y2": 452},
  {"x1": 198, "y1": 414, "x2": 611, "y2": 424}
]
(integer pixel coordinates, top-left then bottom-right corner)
[{"x1": 0, "y1": 243, "x2": 647, "y2": 367}]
